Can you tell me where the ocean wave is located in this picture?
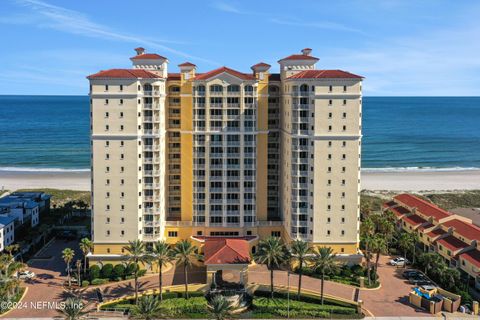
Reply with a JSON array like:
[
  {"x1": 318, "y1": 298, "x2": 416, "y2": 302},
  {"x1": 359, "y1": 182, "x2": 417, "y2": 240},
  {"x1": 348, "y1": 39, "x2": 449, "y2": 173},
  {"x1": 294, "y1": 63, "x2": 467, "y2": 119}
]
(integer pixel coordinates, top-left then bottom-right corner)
[
  {"x1": 0, "y1": 167, "x2": 90, "y2": 173},
  {"x1": 362, "y1": 166, "x2": 480, "y2": 173}
]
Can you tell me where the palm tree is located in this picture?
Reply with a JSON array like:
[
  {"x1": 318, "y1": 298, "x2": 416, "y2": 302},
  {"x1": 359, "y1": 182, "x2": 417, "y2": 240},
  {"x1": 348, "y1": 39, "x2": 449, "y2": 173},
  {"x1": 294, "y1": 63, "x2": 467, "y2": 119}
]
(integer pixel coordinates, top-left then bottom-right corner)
[
  {"x1": 420, "y1": 252, "x2": 442, "y2": 275},
  {"x1": 75, "y1": 260, "x2": 82, "y2": 285},
  {"x1": 62, "y1": 248, "x2": 75, "y2": 287},
  {"x1": 398, "y1": 233, "x2": 413, "y2": 268},
  {"x1": 149, "y1": 241, "x2": 174, "y2": 301},
  {"x1": 123, "y1": 240, "x2": 149, "y2": 304},
  {"x1": 79, "y1": 238, "x2": 93, "y2": 276},
  {"x1": 56, "y1": 297, "x2": 88, "y2": 320},
  {"x1": 370, "y1": 235, "x2": 387, "y2": 281},
  {"x1": 254, "y1": 236, "x2": 287, "y2": 298},
  {"x1": 312, "y1": 247, "x2": 337, "y2": 305},
  {"x1": 131, "y1": 295, "x2": 163, "y2": 320},
  {"x1": 439, "y1": 268, "x2": 460, "y2": 291},
  {"x1": 208, "y1": 295, "x2": 237, "y2": 320},
  {"x1": 289, "y1": 239, "x2": 312, "y2": 300},
  {"x1": 38, "y1": 224, "x2": 50, "y2": 246},
  {"x1": 173, "y1": 240, "x2": 200, "y2": 299},
  {"x1": 409, "y1": 233, "x2": 420, "y2": 265},
  {"x1": 360, "y1": 217, "x2": 375, "y2": 285}
]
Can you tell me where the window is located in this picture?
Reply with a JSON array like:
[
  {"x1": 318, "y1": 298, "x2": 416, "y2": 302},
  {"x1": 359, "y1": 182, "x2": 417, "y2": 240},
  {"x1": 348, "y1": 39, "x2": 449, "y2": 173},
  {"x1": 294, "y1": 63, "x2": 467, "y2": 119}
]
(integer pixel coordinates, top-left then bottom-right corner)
[
  {"x1": 120, "y1": 112, "x2": 124, "y2": 118},
  {"x1": 328, "y1": 99, "x2": 332, "y2": 105},
  {"x1": 121, "y1": 230, "x2": 125, "y2": 237},
  {"x1": 271, "y1": 231, "x2": 281, "y2": 237},
  {"x1": 343, "y1": 99, "x2": 347, "y2": 105},
  {"x1": 327, "y1": 230, "x2": 331, "y2": 236},
  {"x1": 327, "y1": 217, "x2": 331, "y2": 223},
  {"x1": 105, "y1": 112, "x2": 109, "y2": 118},
  {"x1": 106, "y1": 217, "x2": 110, "y2": 223},
  {"x1": 329, "y1": 85, "x2": 332, "y2": 92},
  {"x1": 120, "y1": 85, "x2": 123, "y2": 91},
  {"x1": 341, "y1": 230, "x2": 345, "y2": 236},
  {"x1": 328, "y1": 112, "x2": 332, "y2": 119},
  {"x1": 105, "y1": 125, "x2": 109, "y2": 131},
  {"x1": 120, "y1": 125, "x2": 124, "y2": 131},
  {"x1": 343, "y1": 85, "x2": 347, "y2": 92},
  {"x1": 168, "y1": 231, "x2": 178, "y2": 237},
  {"x1": 105, "y1": 99, "x2": 109, "y2": 105},
  {"x1": 105, "y1": 85, "x2": 109, "y2": 91},
  {"x1": 120, "y1": 99, "x2": 124, "y2": 105},
  {"x1": 342, "y1": 112, "x2": 346, "y2": 118}
]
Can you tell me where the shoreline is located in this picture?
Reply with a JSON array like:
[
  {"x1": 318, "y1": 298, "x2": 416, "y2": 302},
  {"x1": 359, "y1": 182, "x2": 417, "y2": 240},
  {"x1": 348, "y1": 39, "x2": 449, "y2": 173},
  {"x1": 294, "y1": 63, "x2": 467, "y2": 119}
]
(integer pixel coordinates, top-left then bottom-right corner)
[{"x1": 1, "y1": 169, "x2": 480, "y2": 192}]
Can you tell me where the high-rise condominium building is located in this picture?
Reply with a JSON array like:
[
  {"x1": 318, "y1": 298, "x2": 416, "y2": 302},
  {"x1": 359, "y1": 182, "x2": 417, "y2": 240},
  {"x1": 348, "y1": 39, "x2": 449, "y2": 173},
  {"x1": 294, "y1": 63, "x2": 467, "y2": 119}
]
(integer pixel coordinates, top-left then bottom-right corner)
[{"x1": 87, "y1": 48, "x2": 363, "y2": 263}]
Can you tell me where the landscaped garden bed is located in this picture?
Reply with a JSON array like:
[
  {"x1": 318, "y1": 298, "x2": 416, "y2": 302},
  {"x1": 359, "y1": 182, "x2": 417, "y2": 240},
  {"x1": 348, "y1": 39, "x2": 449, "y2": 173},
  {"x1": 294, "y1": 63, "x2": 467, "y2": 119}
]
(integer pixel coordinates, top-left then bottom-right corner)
[{"x1": 99, "y1": 289, "x2": 361, "y2": 319}]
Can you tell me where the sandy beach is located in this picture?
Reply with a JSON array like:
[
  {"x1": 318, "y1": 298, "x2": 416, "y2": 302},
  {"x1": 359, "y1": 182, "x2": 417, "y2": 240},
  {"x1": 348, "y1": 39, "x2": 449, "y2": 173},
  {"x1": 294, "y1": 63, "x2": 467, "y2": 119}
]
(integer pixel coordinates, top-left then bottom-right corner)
[
  {"x1": 1, "y1": 169, "x2": 480, "y2": 192},
  {"x1": 0, "y1": 170, "x2": 90, "y2": 192}
]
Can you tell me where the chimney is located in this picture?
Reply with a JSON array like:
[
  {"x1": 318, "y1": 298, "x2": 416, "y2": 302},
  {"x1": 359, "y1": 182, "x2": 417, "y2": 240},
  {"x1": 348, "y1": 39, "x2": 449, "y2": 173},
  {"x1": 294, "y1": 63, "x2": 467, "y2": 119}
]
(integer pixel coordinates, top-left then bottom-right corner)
[
  {"x1": 301, "y1": 48, "x2": 312, "y2": 56},
  {"x1": 134, "y1": 47, "x2": 145, "y2": 56}
]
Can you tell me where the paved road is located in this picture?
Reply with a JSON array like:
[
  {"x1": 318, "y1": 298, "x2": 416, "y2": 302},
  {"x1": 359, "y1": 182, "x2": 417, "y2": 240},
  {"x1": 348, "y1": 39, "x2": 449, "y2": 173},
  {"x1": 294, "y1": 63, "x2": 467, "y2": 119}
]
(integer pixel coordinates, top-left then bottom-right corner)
[{"x1": 2, "y1": 242, "x2": 439, "y2": 318}]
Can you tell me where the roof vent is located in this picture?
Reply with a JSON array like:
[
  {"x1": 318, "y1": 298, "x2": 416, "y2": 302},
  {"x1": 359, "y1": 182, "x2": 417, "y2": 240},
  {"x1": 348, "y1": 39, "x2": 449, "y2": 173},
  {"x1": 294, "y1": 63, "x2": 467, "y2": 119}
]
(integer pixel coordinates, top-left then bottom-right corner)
[
  {"x1": 134, "y1": 47, "x2": 145, "y2": 55},
  {"x1": 301, "y1": 48, "x2": 312, "y2": 56}
]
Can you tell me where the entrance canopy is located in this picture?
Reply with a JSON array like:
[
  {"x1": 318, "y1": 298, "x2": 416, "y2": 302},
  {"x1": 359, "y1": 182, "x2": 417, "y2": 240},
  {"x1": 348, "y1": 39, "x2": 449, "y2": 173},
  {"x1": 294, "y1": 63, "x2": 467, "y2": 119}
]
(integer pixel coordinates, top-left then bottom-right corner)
[{"x1": 203, "y1": 238, "x2": 251, "y2": 265}]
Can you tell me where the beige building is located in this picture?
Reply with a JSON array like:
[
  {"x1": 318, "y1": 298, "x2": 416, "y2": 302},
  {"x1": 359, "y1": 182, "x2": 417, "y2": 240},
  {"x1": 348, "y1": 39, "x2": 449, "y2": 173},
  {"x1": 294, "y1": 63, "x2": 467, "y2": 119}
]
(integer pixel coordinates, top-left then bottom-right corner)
[{"x1": 87, "y1": 47, "x2": 363, "y2": 263}]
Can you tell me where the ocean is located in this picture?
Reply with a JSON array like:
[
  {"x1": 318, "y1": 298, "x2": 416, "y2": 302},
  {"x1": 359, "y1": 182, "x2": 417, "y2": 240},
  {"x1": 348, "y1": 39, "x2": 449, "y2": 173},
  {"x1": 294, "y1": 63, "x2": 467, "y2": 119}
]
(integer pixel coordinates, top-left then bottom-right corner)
[{"x1": 0, "y1": 95, "x2": 479, "y2": 172}]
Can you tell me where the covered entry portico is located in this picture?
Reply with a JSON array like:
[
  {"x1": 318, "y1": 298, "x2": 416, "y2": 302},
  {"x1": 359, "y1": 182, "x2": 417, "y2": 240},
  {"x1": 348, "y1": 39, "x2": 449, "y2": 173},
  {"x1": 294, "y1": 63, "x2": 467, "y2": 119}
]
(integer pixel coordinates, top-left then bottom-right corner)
[{"x1": 194, "y1": 236, "x2": 255, "y2": 287}]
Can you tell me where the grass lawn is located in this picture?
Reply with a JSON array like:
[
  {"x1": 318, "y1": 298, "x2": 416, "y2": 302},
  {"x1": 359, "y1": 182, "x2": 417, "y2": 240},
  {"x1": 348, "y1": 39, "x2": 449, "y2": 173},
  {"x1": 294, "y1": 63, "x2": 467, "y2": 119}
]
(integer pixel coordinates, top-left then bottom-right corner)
[{"x1": 16, "y1": 188, "x2": 90, "y2": 208}]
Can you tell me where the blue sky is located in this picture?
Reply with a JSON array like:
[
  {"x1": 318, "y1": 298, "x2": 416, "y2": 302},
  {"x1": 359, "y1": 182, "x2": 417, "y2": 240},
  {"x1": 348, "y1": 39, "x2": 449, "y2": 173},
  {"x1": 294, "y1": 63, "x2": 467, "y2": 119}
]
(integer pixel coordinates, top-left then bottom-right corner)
[{"x1": 1, "y1": 0, "x2": 480, "y2": 96}]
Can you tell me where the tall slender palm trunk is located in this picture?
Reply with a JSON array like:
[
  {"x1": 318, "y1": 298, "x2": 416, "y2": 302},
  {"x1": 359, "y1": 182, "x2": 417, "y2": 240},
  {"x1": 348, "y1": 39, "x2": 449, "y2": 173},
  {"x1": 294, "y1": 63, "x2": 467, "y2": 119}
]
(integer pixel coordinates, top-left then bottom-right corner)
[
  {"x1": 270, "y1": 268, "x2": 274, "y2": 298},
  {"x1": 374, "y1": 252, "x2": 381, "y2": 281},
  {"x1": 297, "y1": 270, "x2": 303, "y2": 300},
  {"x1": 184, "y1": 264, "x2": 189, "y2": 299},
  {"x1": 134, "y1": 259, "x2": 139, "y2": 304},
  {"x1": 320, "y1": 272, "x2": 325, "y2": 305},
  {"x1": 158, "y1": 263, "x2": 163, "y2": 301}
]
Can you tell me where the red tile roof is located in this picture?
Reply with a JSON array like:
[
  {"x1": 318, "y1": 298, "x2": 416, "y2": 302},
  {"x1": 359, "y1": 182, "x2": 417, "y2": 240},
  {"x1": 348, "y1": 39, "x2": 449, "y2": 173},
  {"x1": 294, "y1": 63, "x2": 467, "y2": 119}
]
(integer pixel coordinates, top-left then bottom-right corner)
[
  {"x1": 178, "y1": 62, "x2": 196, "y2": 67},
  {"x1": 459, "y1": 249, "x2": 480, "y2": 268},
  {"x1": 278, "y1": 54, "x2": 319, "y2": 62},
  {"x1": 437, "y1": 235, "x2": 469, "y2": 252},
  {"x1": 131, "y1": 53, "x2": 167, "y2": 60},
  {"x1": 251, "y1": 62, "x2": 271, "y2": 68},
  {"x1": 394, "y1": 194, "x2": 452, "y2": 221},
  {"x1": 194, "y1": 66, "x2": 255, "y2": 80},
  {"x1": 402, "y1": 214, "x2": 427, "y2": 226},
  {"x1": 443, "y1": 219, "x2": 480, "y2": 242},
  {"x1": 287, "y1": 70, "x2": 363, "y2": 79},
  {"x1": 87, "y1": 69, "x2": 160, "y2": 79},
  {"x1": 427, "y1": 228, "x2": 447, "y2": 239},
  {"x1": 383, "y1": 201, "x2": 397, "y2": 208},
  {"x1": 203, "y1": 238, "x2": 251, "y2": 265},
  {"x1": 167, "y1": 73, "x2": 181, "y2": 81},
  {"x1": 391, "y1": 206, "x2": 411, "y2": 217},
  {"x1": 418, "y1": 223, "x2": 435, "y2": 231}
]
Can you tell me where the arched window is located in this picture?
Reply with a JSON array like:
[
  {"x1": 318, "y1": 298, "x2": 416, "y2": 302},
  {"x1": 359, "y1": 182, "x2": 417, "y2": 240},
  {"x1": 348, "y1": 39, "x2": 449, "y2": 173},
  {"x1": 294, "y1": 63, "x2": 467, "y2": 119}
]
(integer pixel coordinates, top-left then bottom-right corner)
[
  {"x1": 300, "y1": 84, "x2": 309, "y2": 93},
  {"x1": 227, "y1": 84, "x2": 240, "y2": 93},
  {"x1": 210, "y1": 84, "x2": 223, "y2": 93},
  {"x1": 244, "y1": 85, "x2": 254, "y2": 93},
  {"x1": 268, "y1": 85, "x2": 279, "y2": 93},
  {"x1": 196, "y1": 85, "x2": 205, "y2": 93}
]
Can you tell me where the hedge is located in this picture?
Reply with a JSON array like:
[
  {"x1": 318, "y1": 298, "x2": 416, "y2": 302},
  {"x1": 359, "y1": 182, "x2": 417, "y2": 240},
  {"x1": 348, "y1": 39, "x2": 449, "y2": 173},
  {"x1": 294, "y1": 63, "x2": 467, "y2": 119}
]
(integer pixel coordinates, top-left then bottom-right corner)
[
  {"x1": 91, "y1": 278, "x2": 109, "y2": 285},
  {"x1": 89, "y1": 265, "x2": 101, "y2": 281},
  {"x1": 81, "y1": 280, "x2": 90, "y2": 287},
  {"x1": 101, "y1": 264, "x2": 114, "y2": 279},
  {"x1": 113, "y1": 264, "x2": 125, "y2": 279}
]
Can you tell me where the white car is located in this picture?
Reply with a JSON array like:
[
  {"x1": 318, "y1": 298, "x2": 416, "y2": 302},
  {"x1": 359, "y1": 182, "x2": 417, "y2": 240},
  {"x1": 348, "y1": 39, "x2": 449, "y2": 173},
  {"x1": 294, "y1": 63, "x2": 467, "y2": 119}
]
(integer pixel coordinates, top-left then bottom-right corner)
[
  {"x1": 15, "y1": 270, "x2": 35, "y2": 279},
  {"x1": 389, "y1": 257, "x2": 410, "y2": 266}
]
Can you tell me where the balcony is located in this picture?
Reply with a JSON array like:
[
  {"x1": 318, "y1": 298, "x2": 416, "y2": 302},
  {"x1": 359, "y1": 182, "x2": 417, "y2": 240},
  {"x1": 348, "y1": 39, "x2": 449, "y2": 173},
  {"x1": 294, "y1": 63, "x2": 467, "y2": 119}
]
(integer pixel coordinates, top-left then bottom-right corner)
[
  {"x1": 292, "y1": 91, "x2": 310, "y2": 97},
  {"x1": 164, "y1": 221, "x2": 193, "y2": 227},
  {"x1": 210, "y1": 91, "x2": 223, "y2": 96},
  {"x1": 144, "y1": 220, "x2": 161, "y2": 227},
  {"x1": 143, "y1": 234, "x2": 161, "y2": 241}
]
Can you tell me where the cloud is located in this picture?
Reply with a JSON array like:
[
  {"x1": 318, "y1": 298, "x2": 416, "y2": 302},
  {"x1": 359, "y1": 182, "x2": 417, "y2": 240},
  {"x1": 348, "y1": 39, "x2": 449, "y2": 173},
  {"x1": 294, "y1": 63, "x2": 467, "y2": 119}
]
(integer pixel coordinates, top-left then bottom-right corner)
[
  {"x1": 210, "y1": 1, "x2": 365, "y2": 34},
  {"x1": 6, "y1": 0, "x2": 217, "y2": 65},
  {"x1": 324, "y1": 21, "x2": 480, "y2": 95},
  {"x1": 269, "y1": 18, "x2": 367, "y2": 35}
]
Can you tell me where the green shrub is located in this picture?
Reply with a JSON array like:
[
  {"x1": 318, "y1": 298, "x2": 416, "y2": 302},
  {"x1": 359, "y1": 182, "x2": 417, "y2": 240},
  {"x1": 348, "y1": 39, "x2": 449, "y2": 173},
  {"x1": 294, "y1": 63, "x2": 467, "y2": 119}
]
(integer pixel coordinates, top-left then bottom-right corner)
[
  {"x1": 101, "y1": 263, "x2": 114, "y2": 279},
  {"x1": 81, "y1": 280, "x2": 90, "y2": 287},
  {"x1": 91, "y1": 278, "x2": 109, "y2": 285},
  {"x1": 137, "y1": 269, "x2": 147, "y2": 277},
  {"x1": 89, "y1": 265, "x2": 101, "y2": 281},
  {"x1": 113, "y1": 264, "x2": 125, "y2": 279}
]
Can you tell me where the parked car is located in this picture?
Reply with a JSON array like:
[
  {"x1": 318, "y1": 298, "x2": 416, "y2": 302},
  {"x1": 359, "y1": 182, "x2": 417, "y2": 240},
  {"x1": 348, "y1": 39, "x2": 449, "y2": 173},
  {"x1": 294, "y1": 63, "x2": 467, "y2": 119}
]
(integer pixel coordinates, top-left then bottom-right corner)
[
  {"x1": 389, "y1": 257, "x2": 410, "y2": 266},
  {"x1": 402, "y1": 269, "x2": 420, "y2": 279},
  {"x1": 15, "y1": 270, "x2": 35, "y2": 279}
]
